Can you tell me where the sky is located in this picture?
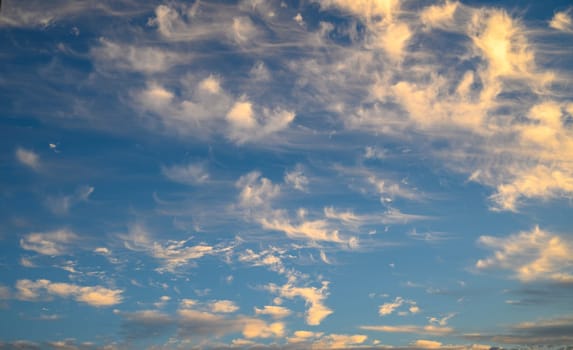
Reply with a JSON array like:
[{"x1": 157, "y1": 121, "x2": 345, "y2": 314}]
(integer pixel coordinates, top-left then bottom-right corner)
[{"x1": 1, "y1": 0, "x2": 573, "y2": 349}]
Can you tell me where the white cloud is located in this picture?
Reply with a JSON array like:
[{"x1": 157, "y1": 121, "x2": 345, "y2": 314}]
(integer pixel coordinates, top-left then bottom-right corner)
[
  {"x1": 15, "y1": 279, "x2": 123, "y2": 307},
  {"x1": 236, "y1": 171, "x2": 281, "y2": 209},
  {"x1": 20, "y1": 229, "x2": 79, "y2": 256},
  {"x1": 549, "y1": 10, "x2": 573, "y2": 33},
  {"x1": 120, "y1": 224, "x2": 218, "y2": 272},
  {"x1": 284, "y1": 165, "x2": 309, "y2": 192},
  {"x1": 209, "y1": 300, "x2": 239, "y2": 313},
  {"x1": 379, "y1": 296, "x2": 420, "y2": 316},
  {"x1": 15, "y1": 147, "x2": 40, "y2": 170},
  {"x1": 92, "y1": 38, "x2": 184, "y2": 74},
  {"x1": 476, "y1": 226, "x2": 573, "y2": 283},
  {"x1": 267, "y1": 278, "x2": 333, "y2": 326},
  {"x1": 254, "y1": 305, "x2": 292, "y2": 319},
  {"x1": 161, "y1": 162, "x2": 209, "y2": 185}
]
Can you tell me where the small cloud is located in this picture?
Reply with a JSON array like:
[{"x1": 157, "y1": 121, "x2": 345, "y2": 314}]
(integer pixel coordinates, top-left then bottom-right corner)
[
  {"x1": 413, "y1": 339, "x2": 443, "y2": 349},
  {"x1": 284, "y1": 165, "x2": 309, "y2": 192},
  {"x1": 254, "y1": 305, "x2": 292, "y2": 319},
  {"x1": 378, "y1": 296, "x2": 420, "y2": 316},
  {"x1": 15, "y1": 147, "x2": 40, "y2": 170},
  {"x1": 161, "y1": 162, "x2": 209, "y2": 185},
  {"x1": 20, "y1": 229, "x2": 79, "y2": 256},
  {"x1": 209, "y1": 300, "x2": 239, "y2": 313},
  {"x1": 550, "y1": 9, "x2": 573, "y2": 33},
  {"x1": 15, "y1": 279, "x2": 122, "y2": 307},
  {"x1": 267, "y1": 280, "x2": 332, "y2": 326}
]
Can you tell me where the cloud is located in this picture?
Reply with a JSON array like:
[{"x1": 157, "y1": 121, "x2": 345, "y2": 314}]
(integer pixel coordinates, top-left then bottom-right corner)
[
  {"x1": 0, "y1": 0, "x2": 151, "y2": 28},
  {"x1": 120, "y1": 224, "x2": 220, "y2": 272},
  {"x1": 420, "y1": 1, "x2": 459, "y2": 28},
  {"x1": 20, "y1": 229, "x2": 79, "y2": 256},
  {"x1": 15, "y1": 279, "x2": 122, "y2": 307},
  {"x1": 267, "y1": 278, "x2": 333, "y2": 326},
  {"x1": 121, "y1": 307, "x2": 285, "y2": 341},
  {"x1": 319, "y1": 0, "x2": 400, "y2": 22},
  {"x1": 45, "y1": 186, "x2": 94, "y2": 215},
  {"x1": 378, "y1": 297, "x2": 420, "y2": 316},
  {"x1": 412, "y1": 340, "x2": 443, "y2": 349},
  {"x1": 226, "y1": 100, "x2": 296, "y2": 144},
  {"x1": 549, "y1": 9, "x2": 573, "y2": 33},
  {"x1": 465, "y1": 315, "x2": 573, "y2": 346},
  {"x1": 236, "y1": 171, "x2": 281, "y2": 208},
  {"x1": 476, "y1": 226, "x2": 573, "y2": 283},
  {"x1": 254, "y1": 305, "x2": 292, "y2": 319},
  {"x1": 284, "y1": 165, "x2": 309, "y2": 192},
  {"x1": 360, "y1": 324, "x2": 454, "y2": 336},
  {"x1": 209, "y1": 300, "x2": 239, "y2": 313},
  {"x1": 15, "y1": 148, "x2": 40, "y2": 170},
  {"x1": 312, "y1": 333, "x2": 368, "y2": 349},
  {"x1": 91, "y1": 38, "x2": 185, "y2": 74},
  {"x1": 161, "y1": 162, "x2": 209, "y2": 185}
]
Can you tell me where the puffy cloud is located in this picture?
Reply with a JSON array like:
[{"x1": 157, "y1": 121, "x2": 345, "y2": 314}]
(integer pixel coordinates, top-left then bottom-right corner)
[
  {"x1": 476, "y1": 226, "x2": 573, "y2": 283},
  {"x1": 209, "y1": 300, "x2": 239, "y2": 313},
  {"x1": 549, "y1": 10, "x2": 573, "y2": 33},
  {"x1": 15, "y1": 148, "x2": 40, "y2": 170},
  {"x1": 236, "y1": 171, "x2": 281, "y2": 208},
  {"x1": 20, "y1": 229, "x2": 79, "y2": 256},
  {"x1": 254, "y1": 305, "x2": 292, "y2": 319},
  {"x1": 267, "y1": 279, "x2": 333, "y2": 326},
  {"x1": 15, "y1": 279, "x2": 122, "y2": 307},
  {"x1": 161, "y1": 162, "x2": 209, "y2": 185}
]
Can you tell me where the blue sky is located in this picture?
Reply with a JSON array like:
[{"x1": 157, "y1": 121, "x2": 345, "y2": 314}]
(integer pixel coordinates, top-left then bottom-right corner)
[{"x1": 1, "y1": 0, "x2": 573, "y2": 349}]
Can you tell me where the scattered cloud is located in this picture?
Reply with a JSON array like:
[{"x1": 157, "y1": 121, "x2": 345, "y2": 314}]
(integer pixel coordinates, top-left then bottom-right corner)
[
  {"x1": 161, "y1": 162, "x2": 209, "y2": 185},
  {"x1": 254, "y1": 305, "x2": 292, "y2": 319},
  {"x1": 209, "y1": 300, "x2": 239, "y2": 314},
  {"x1": 284, "y1": 165, "x2": 309, "y2": 192},
  {"x1": 20, "y1": 229, "x2": 79, "y2": 256},
  {"x1": 549, "y1": 9, "x2": 573, "y2": 33},
  {"x1": 91, "y1": 38, "x2": 185, "y2": 74},
  {"x1": 44, "y1": 186, "x2": 94, "y2": 215},
  {"x1": 15, "y1": 279, "x2": 122, "y2": 307},
  {"x1": 378, "y1": 296, "x2": 420, "y2": 316},
  {"x1": 476, "y1": 226, "x2": 573, "y2": 283},
  {"x1": 15, "y1": 148, "x2": 40, "y2": 170},
  {"x1": 267, "y1": 278, "x2": 333, "y2": 326}
]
